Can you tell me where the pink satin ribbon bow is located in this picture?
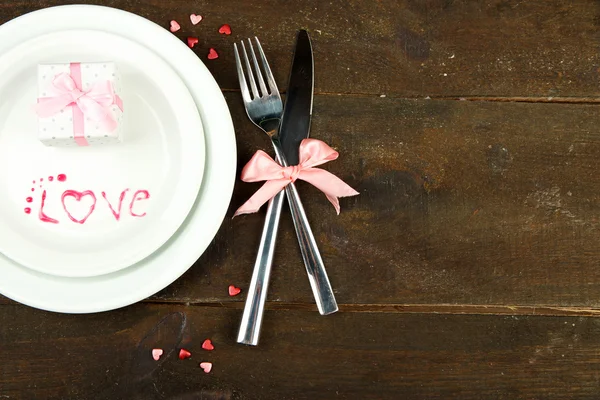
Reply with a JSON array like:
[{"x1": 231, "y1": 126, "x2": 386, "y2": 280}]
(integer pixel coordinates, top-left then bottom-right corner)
[
  {"x1": 34, "y1": 72, "x2": 120, "y2": 132},
  {"x1": 234, "y1": 138, "x2": 359, "y2": 217}
]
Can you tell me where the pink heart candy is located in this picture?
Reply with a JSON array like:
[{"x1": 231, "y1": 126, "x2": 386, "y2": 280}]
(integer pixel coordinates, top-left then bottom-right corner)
[
  {"x1": 190, "y1": 14, "x2": 203, "y2": 25},
  {"x1": 207, "y1": 48, "x2": 219, "y2": 60},
  {"x1": 179, "y1": 348, "x2": 192, "y2": 360},
  {"x1": 218, "y1": 24, "x2": 232, "y2": 35},
  {"x1": 228, "y1": 285, "x2": 241, "y2": 296},
  {"x1": 187, "y1": 37, "x2": 199, "y2": 48},
  {"x1": 170, "y1": 20, "x2": 181, "y2": 33},
  {"x1": 152, "y1": 348, "x2": 163, "y2": 361},
  {"x1": 199, "y1": 362, "x2": 212, "y2": 373}
]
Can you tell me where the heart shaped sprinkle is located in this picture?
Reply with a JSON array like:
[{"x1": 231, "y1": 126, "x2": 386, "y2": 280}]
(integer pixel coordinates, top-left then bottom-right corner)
[
  {"x1": 208, "y1": 48, "x2": 219, "y2": 60},
  {"x1": 187, "y1": 37, "x2": 199, "y2": 48},
  {"x1": 190, "y1": 14, "x2": 203, "y2": 25},
  {"x1": 202, "y1": 339, "x2": 215, "y2": 351},
  {"x1": 199, "y1": 362, "x2": 212, "y2": 373},
  {"x1": 152, "y1": 349, "x2": 163, "y2": 361},
  {"x1": 228, "y1": 285, "x2": 241, "y2": 296},
  {"x1": 218, "y1": 24, "x2": 232, "y2": 35},
  {"x1": 170, "y1": 20, "x2": 181, "y2": 33},
  {"x1": 179, "y1": 348, "x2": 192, "y2": 360}
]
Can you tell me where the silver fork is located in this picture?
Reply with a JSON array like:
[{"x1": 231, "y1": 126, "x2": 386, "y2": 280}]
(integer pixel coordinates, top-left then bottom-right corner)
[{"x1": 235, "y1": 38, "x2": 338, "y2": 345}]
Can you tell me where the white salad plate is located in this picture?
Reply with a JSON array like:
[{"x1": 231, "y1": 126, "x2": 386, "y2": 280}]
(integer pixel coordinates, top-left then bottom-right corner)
[
  {"x1": 0, "y1": 5, "x2": 236, "y2": 312},
  {"x1": 0, "y1": 29, "x2": 205, "y2": 277}
]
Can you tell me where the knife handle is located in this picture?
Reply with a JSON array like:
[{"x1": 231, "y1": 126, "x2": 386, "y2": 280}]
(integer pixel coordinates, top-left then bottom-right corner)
[
  {"x1": 272, "y1": 143, "x2": 339, "y2": 315},
  {"x1": 237, "y1": 190, "x2": 286, "y2": 346}
]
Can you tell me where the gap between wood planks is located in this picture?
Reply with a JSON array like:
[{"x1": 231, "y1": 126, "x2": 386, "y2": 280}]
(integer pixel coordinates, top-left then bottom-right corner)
[
  {"x1": 221, "y1": 88, "x2": 600, "y2": 104},
  {"x1": 2, "y1": 296, "x2": 599, "y2": 317},
  {"x1": 139, "y1": 299, "x2": 600, "y2": 318}
]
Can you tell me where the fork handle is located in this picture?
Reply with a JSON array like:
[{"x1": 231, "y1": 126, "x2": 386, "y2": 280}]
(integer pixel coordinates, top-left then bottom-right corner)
[
  {"x1": 273, "y1": 143, "x2": 339, "y2": 315},
  {"x1": 237, "y1": 190, "x2": 285, "y2": 345}
]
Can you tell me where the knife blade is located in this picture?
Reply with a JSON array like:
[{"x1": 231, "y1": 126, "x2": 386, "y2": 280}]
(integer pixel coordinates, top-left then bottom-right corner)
[
  {"x1": 280, "y1": 29, "x2": 314, "y2": 164},
  {"x1": 278, "y1": 30, "x2": 338, "y2": 315}
]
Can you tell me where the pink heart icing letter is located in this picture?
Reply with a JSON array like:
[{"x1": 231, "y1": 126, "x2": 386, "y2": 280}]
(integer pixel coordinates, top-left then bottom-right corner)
[{"x1": 61, "y1": 190, "x2": 97, "y2": 224}]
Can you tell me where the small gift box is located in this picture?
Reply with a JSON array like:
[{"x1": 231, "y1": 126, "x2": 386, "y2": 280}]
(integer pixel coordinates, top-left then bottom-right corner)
[{"x1": 35, "y1": 62, "x2": 124, "y2": 147}]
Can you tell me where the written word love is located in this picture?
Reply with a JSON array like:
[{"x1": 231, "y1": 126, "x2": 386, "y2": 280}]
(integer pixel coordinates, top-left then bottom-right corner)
[{"x1": 24, "y1": 174, "x2": 150, "y2": 224}]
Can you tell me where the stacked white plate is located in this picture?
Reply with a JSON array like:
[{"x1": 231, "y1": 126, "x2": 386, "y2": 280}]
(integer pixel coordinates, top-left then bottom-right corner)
[{"x1": 0, "y1": 5, "x2": 236, "y2": 312}]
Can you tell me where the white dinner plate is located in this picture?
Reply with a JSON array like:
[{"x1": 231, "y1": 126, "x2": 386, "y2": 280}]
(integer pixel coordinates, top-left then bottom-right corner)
[
  {"x1": 0, "y1": 30, "x2": 205, "y2": 277},
  {"x1": 0, "y1": 5, "x2": 236, "y2": 312}
]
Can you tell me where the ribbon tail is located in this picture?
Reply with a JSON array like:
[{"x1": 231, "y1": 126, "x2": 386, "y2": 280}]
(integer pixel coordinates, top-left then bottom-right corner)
[
  {"x1": 234, "y1": 179, "x2": 290, "y2": 217},
  {"x1": 298, "y1": 168, "x2": 359, "y2": 214},
  {"x1": 325, "y1": 195, "x2": 341, "y2": 215},
  {"x1": 115, "y1": 95, "x2": 124, "y2": 111}
]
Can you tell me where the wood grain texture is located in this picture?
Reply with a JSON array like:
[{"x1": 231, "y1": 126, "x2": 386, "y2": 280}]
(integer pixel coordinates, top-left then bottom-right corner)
[
  {"x1": 1, "y1": 0, "x2": 599, "y2": 97},
  {"x1": 1, "y1": 1, "x2": 600, "y2": 398},
  {"x1": 2, "y1": 303, "x2": 600, "y2": 400},
  {"x1": 148, "y1": 93, "x2": 600, "y2": 308}
]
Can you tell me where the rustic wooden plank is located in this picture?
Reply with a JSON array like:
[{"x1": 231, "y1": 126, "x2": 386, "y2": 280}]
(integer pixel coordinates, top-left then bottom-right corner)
[
  {"x1": 1, "y1": 0, "x2": 599, "y2": 97},
  {"x1": 143, "y1": 301, "x2": 600, "y2": 318},
  {"x1": 1, "y1": 95, "x2": 599, "y2": 309},
  {"x1": 0, "y1": 303, "x2": 599, "y2": 399},
  {"x1": 144, "y1": 94, "x2": 600, "y2": 308}
]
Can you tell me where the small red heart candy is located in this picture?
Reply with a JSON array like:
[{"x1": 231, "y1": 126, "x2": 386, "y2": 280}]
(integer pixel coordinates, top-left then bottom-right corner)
[
  {"x1": 190, "y1": 14, "x2": 203, "y2": 25},
  {"x1": 187, "y1": 37, "x2": 199, "y2": 48},
  {"x1": 178, "y1": 349, "x2": 192, "y2": 360},
  {"x1": 228, "y1": 285, "x2": 241, "y2": 296},
  {"x1": 152, "y1": 348, "x2": 163, "y2": 361},
  {"x1": 170, "y1": 20, "x2": 181, "y2": 33},
  {"x1": 207, "y1": 48, "x2": 219, "y2": 60},
  {"x1": 199, "y1": 362, "x2": 212, "y2": 373},
  {"x1": 218, "y1": 24, "x2": 232, "y2": 35},
  {"x1": 202, "y1": 339, "x2": 214, "y2": 351}
]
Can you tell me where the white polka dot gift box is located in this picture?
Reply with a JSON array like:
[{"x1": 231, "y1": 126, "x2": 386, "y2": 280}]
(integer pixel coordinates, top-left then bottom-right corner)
[{"x1": 34, "y1": 62, "x2": 124, "y2": 147}]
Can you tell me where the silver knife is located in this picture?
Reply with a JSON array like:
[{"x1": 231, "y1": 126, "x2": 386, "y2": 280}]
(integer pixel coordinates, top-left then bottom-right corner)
[
  {"x1": 237, "y1": 30, "x2": 337, "y2": 346},
  {"x1": 278, "y1": 31, "x2": 338, "y2": 315}
]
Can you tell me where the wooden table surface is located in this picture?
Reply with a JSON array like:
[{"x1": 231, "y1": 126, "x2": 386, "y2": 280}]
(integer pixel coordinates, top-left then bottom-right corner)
[{"x1": 2, "y1": 1, "x2": 600, "y2": 398}]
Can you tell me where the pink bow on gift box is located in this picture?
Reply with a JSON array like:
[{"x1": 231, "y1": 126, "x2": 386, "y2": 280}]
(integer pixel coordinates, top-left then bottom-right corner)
[
  {"x1": 34, "y1": 63, "x2": 123, "y2": 146},
  {"x1": 235, "y1": 138, "x2": 359, "y2": 217}
]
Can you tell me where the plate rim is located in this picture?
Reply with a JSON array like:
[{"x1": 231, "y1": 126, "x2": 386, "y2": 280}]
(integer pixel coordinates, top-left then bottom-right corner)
[{"x1": 0, "y1": 4, "x2": 237, "y2": 313}]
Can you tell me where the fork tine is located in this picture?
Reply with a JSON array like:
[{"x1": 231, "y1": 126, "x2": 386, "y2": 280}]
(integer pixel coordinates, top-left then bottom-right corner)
[
  {"x1": 254, "y1": 37, "x2": 279, "y2": 95},
  {"x1": 240, "y1": 41, "x2": 259, "y2": 99},
  {"x1": 248, "y1": 38, "x2": 269, "y2": 96},
  {"x1": 234, "y1": 44, "x2": 252, "y2": 103}
]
